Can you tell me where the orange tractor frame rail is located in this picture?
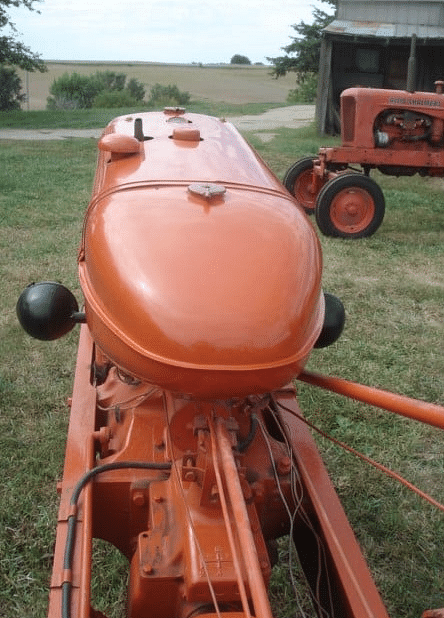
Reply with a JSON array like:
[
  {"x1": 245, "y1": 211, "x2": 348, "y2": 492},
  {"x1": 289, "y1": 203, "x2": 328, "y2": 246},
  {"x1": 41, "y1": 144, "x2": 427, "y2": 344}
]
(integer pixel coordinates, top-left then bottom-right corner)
[{"x1": 16, "y1": 108, "x2": 444, "y2": 618}]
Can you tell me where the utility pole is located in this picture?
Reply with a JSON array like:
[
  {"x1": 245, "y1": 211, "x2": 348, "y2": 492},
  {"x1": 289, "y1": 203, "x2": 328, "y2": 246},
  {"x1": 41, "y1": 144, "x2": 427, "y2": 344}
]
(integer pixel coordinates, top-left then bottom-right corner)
[{"x1": 26, "y1": 71, "x2": 30, "y2": 111}]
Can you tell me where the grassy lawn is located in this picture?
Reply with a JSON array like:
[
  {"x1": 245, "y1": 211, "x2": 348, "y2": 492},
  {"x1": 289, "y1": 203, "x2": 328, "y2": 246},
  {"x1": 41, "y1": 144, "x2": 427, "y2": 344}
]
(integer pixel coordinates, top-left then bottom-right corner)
[
  {"x1": 1, "y1": 118, "x2": 444, "y2": 617},
  {"x1": 0, "y1": 101, "x2": 289, "y2": 129},
  {"x1": 0, "y1": 138, "x2": 96, "y2": 616}
]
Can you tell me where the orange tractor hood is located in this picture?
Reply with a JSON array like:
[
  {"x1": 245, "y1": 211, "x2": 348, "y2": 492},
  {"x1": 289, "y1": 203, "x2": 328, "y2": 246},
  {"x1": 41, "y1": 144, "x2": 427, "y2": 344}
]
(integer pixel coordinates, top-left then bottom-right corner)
[{"x1": 79, "y1": 111, "x2": 324, "y2": 397}]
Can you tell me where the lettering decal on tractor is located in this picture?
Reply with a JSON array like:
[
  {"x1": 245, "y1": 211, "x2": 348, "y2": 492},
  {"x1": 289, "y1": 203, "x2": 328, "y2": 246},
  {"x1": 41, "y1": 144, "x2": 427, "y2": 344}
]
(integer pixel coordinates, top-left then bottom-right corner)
[{"x1": 388, "y1": 97, "x2": 442, "y2": 107}]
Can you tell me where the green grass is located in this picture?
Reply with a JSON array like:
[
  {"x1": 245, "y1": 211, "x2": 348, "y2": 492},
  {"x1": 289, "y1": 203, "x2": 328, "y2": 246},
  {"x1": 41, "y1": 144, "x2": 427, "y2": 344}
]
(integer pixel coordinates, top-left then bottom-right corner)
[
  {"x1": 1, "y1": 118, "x2": 444, "y2": 617},
  {"x1": 247, "y1": 124, "x2": 340, "y2": 179},
  {"x1": 0, "y1": 138, "x2": 96, "y2": 616}
]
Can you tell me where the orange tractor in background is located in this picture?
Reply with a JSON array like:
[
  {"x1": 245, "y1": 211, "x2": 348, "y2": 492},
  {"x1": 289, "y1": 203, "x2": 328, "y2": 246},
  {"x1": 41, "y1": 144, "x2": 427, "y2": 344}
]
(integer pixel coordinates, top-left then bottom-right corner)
[
  {"x1": 16, "y1": 107, "x2": 444, "y2": 618},
  {"x1": 284, "y1": 35, "x2": 444, "y2": 238}
]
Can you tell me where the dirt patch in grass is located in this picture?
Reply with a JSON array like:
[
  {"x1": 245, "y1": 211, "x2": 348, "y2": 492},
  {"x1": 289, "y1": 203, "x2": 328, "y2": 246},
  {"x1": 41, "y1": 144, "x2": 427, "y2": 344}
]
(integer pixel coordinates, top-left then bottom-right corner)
[{"x1": 0, "y1": 105, "x2": 315, "y2": 139}]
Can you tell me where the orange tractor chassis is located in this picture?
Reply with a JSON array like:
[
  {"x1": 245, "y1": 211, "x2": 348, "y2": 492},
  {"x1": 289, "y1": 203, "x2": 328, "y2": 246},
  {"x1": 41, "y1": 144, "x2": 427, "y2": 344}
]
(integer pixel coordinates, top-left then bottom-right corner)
[
  {"x1": 16, "y1": 107, "x2": 444, "y2": 618},
  {"x1": 45, "y1": 327, "x2": 444, "y2": 618},
  {"x1": 49, "y1": 326, "x2": 391, "y2": 618}
]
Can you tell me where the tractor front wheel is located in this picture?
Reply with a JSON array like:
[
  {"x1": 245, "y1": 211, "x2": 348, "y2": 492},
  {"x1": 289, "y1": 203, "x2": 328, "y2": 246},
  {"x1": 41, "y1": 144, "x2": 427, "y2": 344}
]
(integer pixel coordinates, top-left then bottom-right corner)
[
  {"x1": 315, "y1": 173, "x2": 385, "y2": 238},
  {"x1": 283, "y1": 157, "x2": 321, "y2": 214}
]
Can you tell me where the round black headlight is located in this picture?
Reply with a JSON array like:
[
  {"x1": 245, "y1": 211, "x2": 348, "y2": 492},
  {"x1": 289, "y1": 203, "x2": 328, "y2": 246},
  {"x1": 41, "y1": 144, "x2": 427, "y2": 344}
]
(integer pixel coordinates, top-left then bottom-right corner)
[
  {"x1": 314, "y1": 292, "x2": 345, "y2": 348},
  {"x1": 16, "y1": 281, "x2": 81, "y2": 340}
]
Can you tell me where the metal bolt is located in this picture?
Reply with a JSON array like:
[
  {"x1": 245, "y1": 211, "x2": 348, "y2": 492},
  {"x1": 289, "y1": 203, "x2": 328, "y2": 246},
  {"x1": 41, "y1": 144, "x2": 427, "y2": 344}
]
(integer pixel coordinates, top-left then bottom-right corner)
[
  {"x1": 251, "y1": 481, "x2": 264, "y2": 500},
  {"x1": 132, "y1": 491, "x2": 145, "y2": 506},
  {"x1": 277, "y1": 456, "x2": 292, "y2": 476}
]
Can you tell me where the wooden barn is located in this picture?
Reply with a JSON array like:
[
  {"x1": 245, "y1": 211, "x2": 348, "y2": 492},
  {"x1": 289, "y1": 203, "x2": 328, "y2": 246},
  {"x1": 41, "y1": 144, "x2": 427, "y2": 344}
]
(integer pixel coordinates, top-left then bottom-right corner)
[{"x1": 316, "y1": 0, "x2": 444, "y2": 134}]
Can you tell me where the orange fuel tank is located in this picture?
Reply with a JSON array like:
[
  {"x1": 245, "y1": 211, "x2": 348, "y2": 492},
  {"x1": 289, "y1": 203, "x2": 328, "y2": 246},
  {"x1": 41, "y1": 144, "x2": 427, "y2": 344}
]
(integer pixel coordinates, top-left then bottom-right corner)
[{"x1": 79, "y1": 110, "x2": 324, "y2": 398}]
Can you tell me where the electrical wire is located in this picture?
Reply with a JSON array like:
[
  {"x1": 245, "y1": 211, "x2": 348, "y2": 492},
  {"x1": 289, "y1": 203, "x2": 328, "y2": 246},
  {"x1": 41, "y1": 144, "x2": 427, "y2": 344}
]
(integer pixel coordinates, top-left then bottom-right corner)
[
  {"x1": 257, "y1": 408, "x2": 333, "y2": 618},
  {"x1": 268, "y1": 401, "x2": 335, "y2": 618},
  {"x1": 274, "y1": 399, "x2": 444, "y2": 514},
  {"x1": 255, "y1": 415, "x2": 309, "y2": 618}
]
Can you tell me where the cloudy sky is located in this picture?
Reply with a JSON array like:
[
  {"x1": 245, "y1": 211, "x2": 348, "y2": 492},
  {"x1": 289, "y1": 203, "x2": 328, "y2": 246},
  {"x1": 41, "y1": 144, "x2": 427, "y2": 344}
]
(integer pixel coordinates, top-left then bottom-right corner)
[{"x1": 8, "y1": 0, "x2": 327, "y2": 65}]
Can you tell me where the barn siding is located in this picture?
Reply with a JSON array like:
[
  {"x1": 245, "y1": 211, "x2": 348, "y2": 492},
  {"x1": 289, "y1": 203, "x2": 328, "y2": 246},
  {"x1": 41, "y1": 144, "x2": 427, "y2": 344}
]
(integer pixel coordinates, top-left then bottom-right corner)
[{"x1": 338, "y1": 0, "x2": 444, "y2": 26}]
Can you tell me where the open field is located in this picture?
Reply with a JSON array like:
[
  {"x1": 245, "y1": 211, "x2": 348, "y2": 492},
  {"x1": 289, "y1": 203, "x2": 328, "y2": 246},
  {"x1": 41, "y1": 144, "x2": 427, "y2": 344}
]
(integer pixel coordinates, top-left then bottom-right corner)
[
  {"x1": 1, "y1": 120, "x2": 444, "y2": 617},
  {"x1": 15, "y1": 61, "x2": 298, "y2": 111}
]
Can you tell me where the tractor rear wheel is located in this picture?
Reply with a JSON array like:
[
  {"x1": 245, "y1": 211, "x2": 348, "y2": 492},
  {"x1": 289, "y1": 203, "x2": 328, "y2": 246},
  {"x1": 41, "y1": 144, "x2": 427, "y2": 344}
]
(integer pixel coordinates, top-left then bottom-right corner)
[
  {"x1": 315, "y1": 173, "x2": 385, "y2": 238},
  {"x1": 283, "y1": 157, "x2": 321, "y2": 214}
]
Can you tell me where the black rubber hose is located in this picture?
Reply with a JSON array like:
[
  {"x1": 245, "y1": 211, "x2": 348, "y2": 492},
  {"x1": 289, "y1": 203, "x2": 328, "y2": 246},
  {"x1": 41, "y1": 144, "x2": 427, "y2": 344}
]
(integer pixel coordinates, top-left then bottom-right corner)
[{"x1": 62, "y1": 460, "x2": 172, "y2": 618}]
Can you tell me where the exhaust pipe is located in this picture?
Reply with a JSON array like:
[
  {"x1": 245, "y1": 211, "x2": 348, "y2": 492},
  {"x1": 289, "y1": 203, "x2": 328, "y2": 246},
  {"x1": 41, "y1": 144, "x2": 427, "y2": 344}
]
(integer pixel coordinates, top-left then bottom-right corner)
[{"x1": 406, "y1": 33, "x2": 417, "y2": 92}]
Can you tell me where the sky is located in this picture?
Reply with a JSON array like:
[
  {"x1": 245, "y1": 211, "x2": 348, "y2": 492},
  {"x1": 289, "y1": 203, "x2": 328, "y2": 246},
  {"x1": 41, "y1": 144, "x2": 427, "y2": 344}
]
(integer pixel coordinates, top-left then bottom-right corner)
[{"x1": 7, "y1": 0, "x2": 327, "y2": 65}]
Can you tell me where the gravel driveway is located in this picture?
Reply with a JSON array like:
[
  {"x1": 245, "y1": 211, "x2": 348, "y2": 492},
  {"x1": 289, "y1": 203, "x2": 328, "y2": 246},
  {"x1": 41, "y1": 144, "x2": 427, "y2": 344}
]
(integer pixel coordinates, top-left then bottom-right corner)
[{"x1": 0, "y1": 105, "x2": 315, "y2": 140}]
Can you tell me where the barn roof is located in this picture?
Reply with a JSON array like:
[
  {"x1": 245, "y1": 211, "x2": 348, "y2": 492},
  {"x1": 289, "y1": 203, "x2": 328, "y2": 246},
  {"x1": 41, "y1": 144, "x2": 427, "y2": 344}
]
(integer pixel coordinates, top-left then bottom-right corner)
[
  {"x1": 324, "y1": 0, "x2": 444, "y2": 40},
  {"x1": 324, "y1": 19, "x2": 444, "y2": 39}
]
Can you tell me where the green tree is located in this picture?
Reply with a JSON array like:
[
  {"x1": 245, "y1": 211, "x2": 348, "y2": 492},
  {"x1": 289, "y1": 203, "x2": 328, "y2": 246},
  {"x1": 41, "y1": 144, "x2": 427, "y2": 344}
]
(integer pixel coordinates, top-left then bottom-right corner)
[
  {"x1": 92, "y1": 70, "x2": 126, "y2": 93},
  {"x1": 147, "y1": 83, "x2": 190, "y2": 107},
  {"x1": 47, "y1": 72, "x2": 100, "y2": 109},
  {"x1": 0, "y1": 64, "x2": 25, "y2": 109},
  {"x1": 230, "y1": 54, "x2": 251, "y2": 65},
  {"x1": 47, "y1": 71, "x2": 147, "y2": 109},
  {"x1": 92, "y1": 89, "x2": 141, "y2": 109},
  {"x1": 126, "y1": 77, "x2": 145, "y2": 102},
  {"x1": 0, "y1": 0, "x2": 46, "y2": 71},
  {"x1": 268, "y1": 1, "x2": 335, "y2": 79}
]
